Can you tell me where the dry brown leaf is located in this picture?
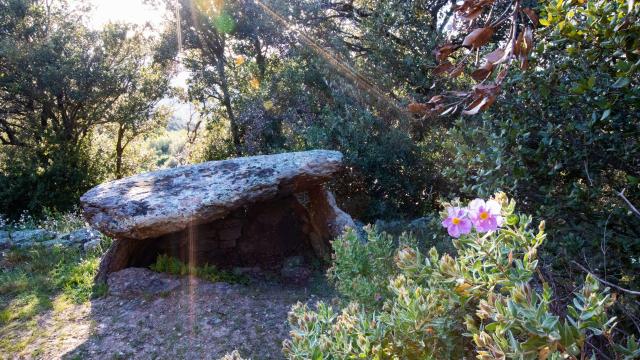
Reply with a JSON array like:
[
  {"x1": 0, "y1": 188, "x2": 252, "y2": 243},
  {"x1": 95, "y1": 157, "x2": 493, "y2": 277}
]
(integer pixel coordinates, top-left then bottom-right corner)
[
  {"x1": 433, "y1": 61, "x2": 454, "y2": 76},
  {"x1": 523, "y1": 27, "x2": 534, "y2": 56},
  {"x1": 455, "y1": 0, "x2": 475, "y2": 13},
  {"x1": 461, "y1": 6, "x2": 484, "y2": 21},
  {"x1": 456, "y1": 0, "x2": 494, "y2": 14},
  {"x1": 428, "y1": 95, "x2": 445, "y2": 104},
  {"x1": 474, "y1": 83, "x2": 501, "y2": 96},
  {"x1": 514, "y1": 30, "x2": 525, "y2": 57},
  {"x1": 522, "y1": 8, "x2": 539, "y2": 27},
  {"x1": 407, "y1": 102, "x2": 432, "y2": 115},
  {"x1": 482, "y1": 94, "x2": 497, "y2": 110},
  {"x1": 462, "y1": 97, "x2": 488, "y2": 115},
  {"x1": 440, "y1": 105, "x2": 457, "y2": 115},
  {"x1": 462, "y1": 27, "x2": 495, "y2": 49},
  {"x1": 471, "y1": 62, "x2": 493, "y2": 81},
  {"x1": 434, "y1": 44, "x2": 460, "y2": 62},
  {"x1": 485, "y1": 48, "x2": 506, "y2": 64}
]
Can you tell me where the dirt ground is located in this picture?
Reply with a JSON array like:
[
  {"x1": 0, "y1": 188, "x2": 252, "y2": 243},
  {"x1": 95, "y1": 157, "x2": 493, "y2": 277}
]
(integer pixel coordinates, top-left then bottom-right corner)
[{"x1": 7, "y1": 268, "x2": 332, "y2": 360}]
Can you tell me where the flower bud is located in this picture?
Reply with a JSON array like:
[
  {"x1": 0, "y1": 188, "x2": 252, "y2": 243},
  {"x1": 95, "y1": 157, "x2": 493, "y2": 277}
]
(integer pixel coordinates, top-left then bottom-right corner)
[
  {"x1": 494, "y1": 191, "x2": 508, "y2": 207},
  {"x1": 396, "y1": 247, "x2": 417, "y2": 265}
]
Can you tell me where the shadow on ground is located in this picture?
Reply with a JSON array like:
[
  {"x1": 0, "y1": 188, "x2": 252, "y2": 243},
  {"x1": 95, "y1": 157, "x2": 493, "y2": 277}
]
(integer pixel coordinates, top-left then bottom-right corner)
[{"x1": 13, "y1": 267, "x2": 332, "y2": 359}]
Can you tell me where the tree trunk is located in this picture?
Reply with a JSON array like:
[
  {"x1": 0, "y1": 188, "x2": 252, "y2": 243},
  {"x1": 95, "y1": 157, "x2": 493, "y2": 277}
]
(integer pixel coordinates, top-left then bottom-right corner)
[
  {"x1": 115, "y1": 124, "x2": 125, "y2": 179},
  {"x1": 215, "y1": 47, "x2": 241, "y2": 156},
  {"x1": 254, "y1": 37, "x2": 266, "y2": 80}
]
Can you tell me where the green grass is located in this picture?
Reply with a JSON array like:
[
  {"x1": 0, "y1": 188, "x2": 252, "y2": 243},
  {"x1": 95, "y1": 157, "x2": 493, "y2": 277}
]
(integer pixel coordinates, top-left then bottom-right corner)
[
  {"x1": 150, "y1": 254, "x2": 249, "y2": 285},
  {"x1": 0, "y1": 245, "x2": 108, "y2": 324},
  {"x1": 0, "y1": 238, "x2": 111, "y2": 354},
  {"x1": 5, "y1": 207, "x2": 87, "y2": 233},
  {"x1": 0, "y1": 208, "x2": 107, "y2": 355}
]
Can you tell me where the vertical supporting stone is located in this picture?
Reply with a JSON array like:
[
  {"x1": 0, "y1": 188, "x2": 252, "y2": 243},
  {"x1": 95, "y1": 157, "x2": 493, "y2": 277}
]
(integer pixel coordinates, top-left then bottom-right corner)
[
  {"x1": 295, "y1": 186, "x2": 355, "y2": 261},
  {"x1": 95, "y1": 238, "x2": 144, "y2": 283}
]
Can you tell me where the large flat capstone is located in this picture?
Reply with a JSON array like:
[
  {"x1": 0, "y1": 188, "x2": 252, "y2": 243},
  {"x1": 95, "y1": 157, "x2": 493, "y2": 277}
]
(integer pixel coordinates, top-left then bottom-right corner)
[
  {"x1": 81, "y1": 150, "x2": 355, "y2": 280},
  {"x1": 81, "y1": 150, "x2": 344, "y2": 240}
]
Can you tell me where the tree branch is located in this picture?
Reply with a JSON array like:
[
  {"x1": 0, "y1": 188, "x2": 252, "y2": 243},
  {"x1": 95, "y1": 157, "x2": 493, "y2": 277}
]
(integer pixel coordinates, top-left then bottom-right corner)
[
  {"x1": 572, "y1": 261, "x2": 640, "y2": 296},
  {"x1": 617, "y1": 188, "x2": 640, "y2": 219}
]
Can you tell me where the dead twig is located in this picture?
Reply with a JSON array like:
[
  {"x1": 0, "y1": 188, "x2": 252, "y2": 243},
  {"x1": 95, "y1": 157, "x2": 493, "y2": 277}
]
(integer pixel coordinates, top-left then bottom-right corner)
[
  {"x1": 617, "y1": 188, "x2": 640, "y2": 219},
  {"x1": 584, "y1": 160, "x2": 594, "y2": 186},
  {"x1": 572, "y1": 261, "x2": 640, "y2": 296}
]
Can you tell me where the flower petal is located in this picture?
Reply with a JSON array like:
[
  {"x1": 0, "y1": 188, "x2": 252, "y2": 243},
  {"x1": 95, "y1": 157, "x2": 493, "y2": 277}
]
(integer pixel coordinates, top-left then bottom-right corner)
[
  {"x1": 447, "y1": 207, "x2": 458, "y2": 217},
  {"x1": 468, "y1": 199, "x2": 485, "y2": 211},
  {"x1": 459, "y1": 219, "x2": 473, "y2": 234},
  {"x1": 448, "y1": 225, "x2": 461, "y2": 238},
  {"x1": 486, "y1": 199, "x2": 502, "y2": 215}
]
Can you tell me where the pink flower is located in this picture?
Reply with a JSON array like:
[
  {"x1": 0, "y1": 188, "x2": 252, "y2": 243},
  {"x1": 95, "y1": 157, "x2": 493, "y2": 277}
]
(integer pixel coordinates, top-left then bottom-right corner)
[
  {"x1": 442, "y1": 207, "x2": 472, "y2": 238},
  {"x1": 468, "y1": 199, "x2": 504, "y2": 233}
]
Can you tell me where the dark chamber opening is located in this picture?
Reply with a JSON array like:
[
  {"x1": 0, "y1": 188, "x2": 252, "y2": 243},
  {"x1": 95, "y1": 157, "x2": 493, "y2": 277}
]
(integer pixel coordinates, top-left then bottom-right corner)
[{"x1": 123, "y1": 195, "x2": 317, "y2": 270}]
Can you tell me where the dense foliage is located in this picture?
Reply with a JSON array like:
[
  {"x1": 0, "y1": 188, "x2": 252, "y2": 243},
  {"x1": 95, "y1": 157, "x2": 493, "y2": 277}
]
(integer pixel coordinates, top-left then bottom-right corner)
[
  {"x1": 0, "y1": 0, "x2": 172, "y2": 217},
  {"x1": 444, "y1": 0, "x2": 640, "y2": 297},
  {"x1": 166, "y1": 0, "x2": 453, "y2": 219},
  {"x1": 0, "y1": 0, "x2": 638, "y2": 355},
  {"x1": 285, "y1": 194, "x2": 638, "y2": 359}
]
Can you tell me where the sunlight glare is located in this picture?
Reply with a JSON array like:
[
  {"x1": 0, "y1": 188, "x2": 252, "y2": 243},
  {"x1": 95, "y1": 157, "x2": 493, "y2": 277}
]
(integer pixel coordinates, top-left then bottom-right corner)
[{"x1": 80, "y1": 0, "x2": 168, "y2": 30}]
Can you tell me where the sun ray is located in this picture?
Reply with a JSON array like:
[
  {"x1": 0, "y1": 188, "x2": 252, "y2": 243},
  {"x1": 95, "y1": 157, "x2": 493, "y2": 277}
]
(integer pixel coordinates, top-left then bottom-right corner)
[{"x1": 251, "y1": 0, "x2": 411, "y2": 123}]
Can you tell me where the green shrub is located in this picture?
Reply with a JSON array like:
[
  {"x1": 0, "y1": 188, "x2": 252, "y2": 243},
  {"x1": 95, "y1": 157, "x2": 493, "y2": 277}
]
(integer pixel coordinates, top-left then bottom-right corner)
[
  {"x1": 0, "y1": 142, "x2": 104, "y2": 219},
  {"x1": 284, "y1": 193, "x2": 631, "y2": 359},
  {"x1": 443, "y1": 0, "x2": 640, "y2": 290},
  {"x1": 328, "y1": 227, "x2": 398, "y2": 309},
  {"x1": 304, "y1": 105, "x2": 438, "y2": 220},
  {"x1": 4, "y1": 207, "x2": 87, "y2": 233},
  {"x1": 150, "y1": 254, "x2": 248, "y2": 285},
  {"x1": 52, "y1": 254, "x2": 102, "y2": 303}
]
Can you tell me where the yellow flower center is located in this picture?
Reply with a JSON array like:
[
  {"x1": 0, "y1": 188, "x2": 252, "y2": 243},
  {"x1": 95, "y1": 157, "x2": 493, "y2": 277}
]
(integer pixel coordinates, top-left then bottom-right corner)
[
  {"x1": 480, "y1": 211, "x2": 489, "y2": 220},
  {"x1": 452, "y1": 217, "x2": 461, "y2": 225}
]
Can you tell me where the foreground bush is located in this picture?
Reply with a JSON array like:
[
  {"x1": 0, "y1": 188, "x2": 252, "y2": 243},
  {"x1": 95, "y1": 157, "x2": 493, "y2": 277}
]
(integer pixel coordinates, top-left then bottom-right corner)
[
  {"x1": 284, "y1": 193, "x2": 639, "y2": 359},
  {"x1": 444, "y1": 0, "x2": 640, "y2": 292}
]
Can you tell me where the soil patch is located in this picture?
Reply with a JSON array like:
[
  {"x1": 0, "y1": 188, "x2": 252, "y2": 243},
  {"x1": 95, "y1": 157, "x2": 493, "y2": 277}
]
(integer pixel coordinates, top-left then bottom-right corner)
[{"x1": 10, "y1": 268, "x2": 332, "y2": 359}]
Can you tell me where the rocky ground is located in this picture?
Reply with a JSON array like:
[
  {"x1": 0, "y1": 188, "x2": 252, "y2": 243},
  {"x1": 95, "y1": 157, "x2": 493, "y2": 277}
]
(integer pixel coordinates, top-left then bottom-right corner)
[
  {"x1": 0, "y1": 227, "x2": 102, "y2": 252},
  {"x1": 4, "y1": 267, "x2": 331, "y2": 360}
]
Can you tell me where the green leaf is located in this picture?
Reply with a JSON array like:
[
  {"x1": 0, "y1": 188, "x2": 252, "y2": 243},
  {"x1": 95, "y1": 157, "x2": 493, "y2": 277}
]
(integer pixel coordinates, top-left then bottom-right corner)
[
  {"x1": 485, "y1": 322, "x2": 500, "y2": 332},
  {"x1": 611, "y1": 77, "x2": 630, "y2": 88}
]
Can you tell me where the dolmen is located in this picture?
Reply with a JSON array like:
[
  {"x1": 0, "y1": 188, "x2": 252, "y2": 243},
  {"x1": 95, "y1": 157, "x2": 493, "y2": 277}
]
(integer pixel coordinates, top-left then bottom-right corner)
[{"x1": 81, "y1": 150, "x2": 355, "y2": 281}]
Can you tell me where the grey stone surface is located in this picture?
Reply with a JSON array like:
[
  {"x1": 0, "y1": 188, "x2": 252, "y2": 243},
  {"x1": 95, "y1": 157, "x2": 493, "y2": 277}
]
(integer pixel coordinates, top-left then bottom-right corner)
[
  {"x1": 10, "y1": 229, "x2": 56, "y2": 244},
  {"x1": 81, "y1": 150, "x2": 344, "y2": 240},
  {"x1": 67, "y1": 228, "x2": 102, "y2": 245},
  {"x1": 0, "y1": 227, "x2": 103, "y2": 250},
  {"x1": 83, "y1": 238, "x2": 102, "y2": 253}
]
